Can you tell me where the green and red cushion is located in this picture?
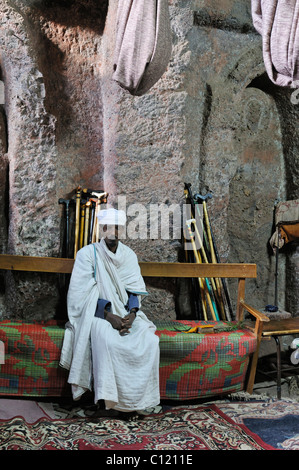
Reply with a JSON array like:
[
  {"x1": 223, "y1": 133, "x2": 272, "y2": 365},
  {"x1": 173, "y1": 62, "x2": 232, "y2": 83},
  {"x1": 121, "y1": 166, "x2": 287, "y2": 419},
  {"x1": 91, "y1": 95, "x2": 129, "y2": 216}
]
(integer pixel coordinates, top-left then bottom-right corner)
[
  {"x1": 0, "y1": 320, "x2": 69, "y2": 397},
  {"x1": 0, "y1": 319, "x2": 256, "y2": 399},
  {"x1": 156, "y1": 320, "x2": 257, "y2": 400}
]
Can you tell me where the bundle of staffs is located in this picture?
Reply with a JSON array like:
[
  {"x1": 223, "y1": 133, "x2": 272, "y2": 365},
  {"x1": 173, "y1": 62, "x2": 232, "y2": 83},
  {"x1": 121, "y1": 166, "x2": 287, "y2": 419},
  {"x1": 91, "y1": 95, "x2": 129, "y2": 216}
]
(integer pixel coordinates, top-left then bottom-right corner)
[
  {"x1": 188, "y1": 217, "x2": 224, "y2": 321},
  {"x1": 194, "y1": 193, "x2": 233, "y2": 321},
  {"x1": 73, "y1": 188, "x2": 108, "y2": 258},
  {"x1": 184, "y1": 184, "x2": 220, "y2": 320},
  {"x1": 192, "y1": 205, "x2": 228, "y2": 321},
  {"x1": 185, "y1": 219, "x2": 219, "y2": 321},
  {"x1": 184, "y1": 183, "x2": 233, "y2": 321},
  {"x1": 86, "y1": 191, "x2": 109, "y2": 244},
  {"x1": 183, "y1": 188, "x2": 204, "y2": 320}
]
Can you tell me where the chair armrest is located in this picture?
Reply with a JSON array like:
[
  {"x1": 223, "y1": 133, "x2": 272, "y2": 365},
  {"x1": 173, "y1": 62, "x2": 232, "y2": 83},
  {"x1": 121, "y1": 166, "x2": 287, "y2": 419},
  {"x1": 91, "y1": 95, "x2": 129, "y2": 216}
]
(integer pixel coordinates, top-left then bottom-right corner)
[
  {"x1": 240, "y1": 300, "x2": 270, "y2": 322},
  {"x1": 240, "y1": 300, "x2": 270, "y2": 337}
]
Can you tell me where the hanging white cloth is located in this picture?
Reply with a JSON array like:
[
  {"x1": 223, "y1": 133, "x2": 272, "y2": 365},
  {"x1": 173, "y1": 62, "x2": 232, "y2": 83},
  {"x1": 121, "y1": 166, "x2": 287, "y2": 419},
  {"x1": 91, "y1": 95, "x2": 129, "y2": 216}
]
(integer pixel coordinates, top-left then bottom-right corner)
[
  {"x1": 112, "y1": 0, "x2": 172, "y2": 96},
  {"x1": 251, "y1": 0, "x2": 299, "y2": 87}
]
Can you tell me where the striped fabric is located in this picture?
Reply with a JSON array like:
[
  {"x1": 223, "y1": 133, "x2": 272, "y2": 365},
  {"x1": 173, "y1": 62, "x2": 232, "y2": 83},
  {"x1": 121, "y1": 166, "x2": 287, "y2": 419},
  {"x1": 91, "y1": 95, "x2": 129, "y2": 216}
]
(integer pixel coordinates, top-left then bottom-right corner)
[{"x1": 0, "y1": 319, "x2": 256, "y2": 400}]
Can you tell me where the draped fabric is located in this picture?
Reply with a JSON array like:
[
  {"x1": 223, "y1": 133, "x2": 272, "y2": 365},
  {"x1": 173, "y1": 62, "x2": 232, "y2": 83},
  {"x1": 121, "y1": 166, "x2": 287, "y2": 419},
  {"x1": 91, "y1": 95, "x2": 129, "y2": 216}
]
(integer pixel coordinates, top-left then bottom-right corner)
[
  {"x1": 251, "y1": 0, "x2": 299, "y2": 87},
  {"x1": 113, "y1": 0, "x2": 172, "y2": 96}
]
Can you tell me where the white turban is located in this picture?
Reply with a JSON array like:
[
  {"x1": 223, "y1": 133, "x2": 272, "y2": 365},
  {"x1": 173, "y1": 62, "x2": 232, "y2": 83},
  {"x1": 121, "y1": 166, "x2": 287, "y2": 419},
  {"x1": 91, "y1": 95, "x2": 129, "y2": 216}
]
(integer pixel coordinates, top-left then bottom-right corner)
[{"x1": 97, "y1": 208, "x2": 126, "y2": 226}]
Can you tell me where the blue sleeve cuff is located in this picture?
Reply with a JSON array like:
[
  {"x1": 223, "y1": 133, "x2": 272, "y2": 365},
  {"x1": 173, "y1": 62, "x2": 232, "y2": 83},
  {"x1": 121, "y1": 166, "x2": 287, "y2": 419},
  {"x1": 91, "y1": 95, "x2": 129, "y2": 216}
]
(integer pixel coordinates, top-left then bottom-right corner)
[
  {"x1": 95, "y1": 299, "x2": 111, "y2": 319},
  {"x1": 127, "y1": 292, "x2": 139, "y2": 312}
]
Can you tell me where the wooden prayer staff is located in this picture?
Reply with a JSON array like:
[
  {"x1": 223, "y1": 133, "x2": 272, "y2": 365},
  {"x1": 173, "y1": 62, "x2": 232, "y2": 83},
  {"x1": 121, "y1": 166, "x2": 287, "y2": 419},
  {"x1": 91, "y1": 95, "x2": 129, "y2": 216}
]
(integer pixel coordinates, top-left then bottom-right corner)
[
  {"x1": 74, "y1": 187, "x2": 81, "y2": 258},
  {"x1": 79, "y1": 203, "x2": 86, "y2": 250},
  {"x1": 88, "y1": 199, "x2": 96, "y2": 244},
  {"x1": 84, "y1": 201, "x2": 91, "y2": 246},
  {"x1": 58, "y1": 198, "x2": 72, "y2": 258}
]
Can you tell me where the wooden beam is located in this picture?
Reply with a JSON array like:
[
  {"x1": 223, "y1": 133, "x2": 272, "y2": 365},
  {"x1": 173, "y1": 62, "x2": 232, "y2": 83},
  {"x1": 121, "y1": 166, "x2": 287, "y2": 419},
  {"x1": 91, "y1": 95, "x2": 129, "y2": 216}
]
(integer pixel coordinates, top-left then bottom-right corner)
[
  {"x1": 140, "y1": 262, "x2": 256, "y2": 278},
  {"x1": 0, "y1": 254, "x2": 257, "y2": 279},
  {"x1": 0, "y1": 255, "x2": 74, "y2": 273}
]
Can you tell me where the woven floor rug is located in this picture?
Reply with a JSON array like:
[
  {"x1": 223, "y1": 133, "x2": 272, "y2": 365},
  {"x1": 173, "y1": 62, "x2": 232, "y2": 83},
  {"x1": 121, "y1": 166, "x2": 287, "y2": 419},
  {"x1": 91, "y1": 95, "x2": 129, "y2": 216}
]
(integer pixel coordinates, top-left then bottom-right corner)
[
  {"x1": 0, "y1": 404, "x2": 274, "y2": 451},
  {"x1": 217, "y1": 398, "x2": 299, "y2": 450}
]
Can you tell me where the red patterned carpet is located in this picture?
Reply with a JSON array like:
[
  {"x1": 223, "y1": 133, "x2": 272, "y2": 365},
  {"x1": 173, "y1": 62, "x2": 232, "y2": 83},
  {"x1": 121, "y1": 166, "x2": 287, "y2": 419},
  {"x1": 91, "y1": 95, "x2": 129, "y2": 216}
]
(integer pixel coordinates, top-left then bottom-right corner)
[{"x1": 0, "y1": 403, "x2": 274, "y2": 451}]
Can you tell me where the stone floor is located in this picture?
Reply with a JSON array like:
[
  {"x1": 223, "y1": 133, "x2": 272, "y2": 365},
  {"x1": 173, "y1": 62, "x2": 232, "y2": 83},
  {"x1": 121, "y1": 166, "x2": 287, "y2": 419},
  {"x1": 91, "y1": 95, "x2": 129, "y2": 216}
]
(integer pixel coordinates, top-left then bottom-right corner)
[
  {"x1": 252, "y1": 335, "x2": 299, "y2": 401},
  {"x1": 253, "y1": 373, "x2": 299, "y2": 400}
]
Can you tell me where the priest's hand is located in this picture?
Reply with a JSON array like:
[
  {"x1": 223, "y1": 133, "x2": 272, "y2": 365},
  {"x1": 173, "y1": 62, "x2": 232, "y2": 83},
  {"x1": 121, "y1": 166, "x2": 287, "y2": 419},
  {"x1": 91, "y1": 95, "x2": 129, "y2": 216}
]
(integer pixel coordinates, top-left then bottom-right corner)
[
  {"x1": 119, "y1": 310, "x2": 137, "y2": 336},
  {"x1": 105, "y1": 310, "x2": 136, "y2": 335},
  {"x1": 122, "y1": 310, "x2": 136, "y2": 329},
  {"x1": 105, "y1": 311, "x2": 125, "y2": 331}
]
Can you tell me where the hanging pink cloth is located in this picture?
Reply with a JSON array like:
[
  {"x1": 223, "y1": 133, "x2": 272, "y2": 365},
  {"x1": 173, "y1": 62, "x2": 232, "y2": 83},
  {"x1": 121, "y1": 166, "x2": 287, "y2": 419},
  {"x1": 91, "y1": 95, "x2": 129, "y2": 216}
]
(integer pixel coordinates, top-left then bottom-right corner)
[
  {"x1": 112, "y1": 0, "x2": 172, "y2": 96},
  {"x1": 251, "y1": 0, "x2": 299, "y2": 87}
]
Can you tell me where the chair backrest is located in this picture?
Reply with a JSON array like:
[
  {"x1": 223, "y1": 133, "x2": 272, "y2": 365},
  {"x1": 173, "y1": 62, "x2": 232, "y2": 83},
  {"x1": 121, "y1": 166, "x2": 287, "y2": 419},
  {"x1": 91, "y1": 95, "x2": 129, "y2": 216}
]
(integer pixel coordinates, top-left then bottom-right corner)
[{"x1": 0, "y1": 254, "x2": 256, "y2": 278}]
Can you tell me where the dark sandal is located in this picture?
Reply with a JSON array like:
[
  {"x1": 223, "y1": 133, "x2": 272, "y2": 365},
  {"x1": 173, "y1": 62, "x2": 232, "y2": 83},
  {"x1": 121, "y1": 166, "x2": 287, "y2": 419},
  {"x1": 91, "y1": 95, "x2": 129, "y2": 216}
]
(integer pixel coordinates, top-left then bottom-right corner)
[
  {"x1": 118, "y1": 411, "x2": 140, "y2": 422},
  {"x1": 85, "y1": 406, "x2": 141, "y2": 421},
  {"x1": 85, "y1": 408, "x2": 120, "y2": 418}
]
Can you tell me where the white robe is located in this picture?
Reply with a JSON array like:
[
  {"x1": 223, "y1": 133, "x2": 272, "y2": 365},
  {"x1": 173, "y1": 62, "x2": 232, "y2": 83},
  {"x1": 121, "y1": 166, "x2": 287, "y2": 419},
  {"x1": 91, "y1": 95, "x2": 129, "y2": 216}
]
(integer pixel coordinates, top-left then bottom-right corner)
[{"x1": 60, "y1": 240, "x2": 160, "y2": 411}]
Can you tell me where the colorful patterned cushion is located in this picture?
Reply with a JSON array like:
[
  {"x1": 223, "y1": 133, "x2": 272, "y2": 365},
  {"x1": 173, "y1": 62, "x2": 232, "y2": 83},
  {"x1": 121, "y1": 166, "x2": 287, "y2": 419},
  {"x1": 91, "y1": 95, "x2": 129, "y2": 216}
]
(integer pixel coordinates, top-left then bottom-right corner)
[
  {"x1": 155, "y1": 320, "x2": 257, "y2": 400},
  {"x1": 0, "y1": 319, "x2": 257, "y2": 400},
  {"x1": 0, "y1": 320, "x2": 69, "y2": 397}
]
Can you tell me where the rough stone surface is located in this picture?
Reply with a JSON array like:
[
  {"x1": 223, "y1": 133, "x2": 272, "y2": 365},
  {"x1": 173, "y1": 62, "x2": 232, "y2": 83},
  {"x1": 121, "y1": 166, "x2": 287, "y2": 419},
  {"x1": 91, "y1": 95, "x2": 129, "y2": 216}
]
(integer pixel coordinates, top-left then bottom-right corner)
[{"x1": 0, "y1": 0, "x2": 298, "y2": 321}]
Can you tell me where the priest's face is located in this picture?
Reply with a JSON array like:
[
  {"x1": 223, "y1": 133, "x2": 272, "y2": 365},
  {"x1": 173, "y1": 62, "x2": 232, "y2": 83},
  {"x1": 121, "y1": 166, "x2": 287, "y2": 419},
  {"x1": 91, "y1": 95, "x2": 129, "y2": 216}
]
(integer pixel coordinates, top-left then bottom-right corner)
[{"x1": 104, "y1": 224, "x2": 120, "y2": 252}]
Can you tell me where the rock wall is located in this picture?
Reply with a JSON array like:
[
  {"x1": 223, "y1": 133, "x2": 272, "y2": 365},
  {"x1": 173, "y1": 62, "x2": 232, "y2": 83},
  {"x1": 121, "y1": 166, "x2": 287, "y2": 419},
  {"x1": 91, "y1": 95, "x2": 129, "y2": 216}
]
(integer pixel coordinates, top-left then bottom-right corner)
[{"x1": 0, "y1": 0, "x2": 298, "y2": 321}]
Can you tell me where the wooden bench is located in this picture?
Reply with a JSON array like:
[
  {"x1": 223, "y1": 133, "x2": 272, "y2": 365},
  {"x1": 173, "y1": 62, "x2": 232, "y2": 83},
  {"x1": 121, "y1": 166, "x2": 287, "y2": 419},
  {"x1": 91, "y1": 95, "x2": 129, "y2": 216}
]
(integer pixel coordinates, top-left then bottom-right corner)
[{"x1": 0, "y1": 254, "x2": 270, "y2": 400}]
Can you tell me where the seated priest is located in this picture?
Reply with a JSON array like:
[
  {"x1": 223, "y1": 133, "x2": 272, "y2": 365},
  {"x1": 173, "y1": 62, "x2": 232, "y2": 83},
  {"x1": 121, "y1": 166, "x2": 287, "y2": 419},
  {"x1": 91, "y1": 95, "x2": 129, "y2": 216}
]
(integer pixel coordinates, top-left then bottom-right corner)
[{"x1": 60, "y1": 208, "x2": 160, "y2": 419}]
